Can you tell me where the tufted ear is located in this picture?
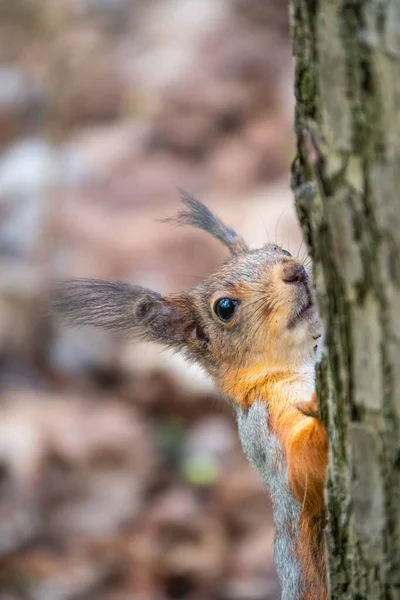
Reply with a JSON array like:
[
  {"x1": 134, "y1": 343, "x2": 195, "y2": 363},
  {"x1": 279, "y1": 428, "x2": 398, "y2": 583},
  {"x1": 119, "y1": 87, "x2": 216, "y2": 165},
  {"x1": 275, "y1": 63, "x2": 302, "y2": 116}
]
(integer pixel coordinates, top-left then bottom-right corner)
[
  {"x1": 165, "y1": 191, "x2": 248, "y2": 255},
  {"x1": 52, "y1": 279, "x2": 202, "y2": 349}
]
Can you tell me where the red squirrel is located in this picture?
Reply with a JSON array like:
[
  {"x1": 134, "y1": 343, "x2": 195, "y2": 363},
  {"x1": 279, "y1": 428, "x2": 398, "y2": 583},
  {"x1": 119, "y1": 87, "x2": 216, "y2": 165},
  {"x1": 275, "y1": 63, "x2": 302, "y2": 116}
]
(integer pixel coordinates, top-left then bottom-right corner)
[{"x1": 54, "y1": 194, "x2": 328, "y2": 600}]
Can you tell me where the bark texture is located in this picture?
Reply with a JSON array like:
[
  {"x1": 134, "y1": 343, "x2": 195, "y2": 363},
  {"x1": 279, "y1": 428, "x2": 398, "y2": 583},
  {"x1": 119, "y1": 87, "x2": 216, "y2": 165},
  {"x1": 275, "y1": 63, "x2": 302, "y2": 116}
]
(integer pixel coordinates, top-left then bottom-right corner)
[{"x1": 290, "y1": 1, "x2": 400, "y2": 598}]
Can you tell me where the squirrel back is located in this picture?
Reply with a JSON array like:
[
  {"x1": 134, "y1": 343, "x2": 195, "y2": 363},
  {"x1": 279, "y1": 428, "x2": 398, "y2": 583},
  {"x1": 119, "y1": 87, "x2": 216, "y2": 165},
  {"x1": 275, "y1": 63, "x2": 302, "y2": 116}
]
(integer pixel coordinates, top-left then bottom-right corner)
[{"x1": 54, "y1": 193, "x2": 328, "y2": 599}]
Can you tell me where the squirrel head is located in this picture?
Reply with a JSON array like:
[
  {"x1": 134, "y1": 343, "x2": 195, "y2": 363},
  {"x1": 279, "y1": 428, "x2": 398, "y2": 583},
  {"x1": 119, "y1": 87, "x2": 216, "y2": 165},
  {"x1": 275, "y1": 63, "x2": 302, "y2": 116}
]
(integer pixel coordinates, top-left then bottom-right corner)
[{"x1": 54, "y1": 193, "x2": 323, "y2": 382}]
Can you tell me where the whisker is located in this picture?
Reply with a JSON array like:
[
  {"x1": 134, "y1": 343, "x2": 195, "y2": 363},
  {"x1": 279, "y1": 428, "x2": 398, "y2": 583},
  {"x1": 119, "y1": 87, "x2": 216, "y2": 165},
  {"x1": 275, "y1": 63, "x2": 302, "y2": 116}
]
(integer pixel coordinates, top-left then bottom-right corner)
[
  {"x1": 284, "y1": 232, "x2": 290, "y2": 254},
  {"x1": 297, "y1": 239, "x2": 304, "y2": 260},
  {"x1": 243, "y1": 296, "x2": 266, "y2": 309},
  {"x1": 262, "y1": 219, "x2": 271, "y2": 243},
  {"x1": 244, "y1": 302, "x2": 266, "y2": 328},
  {"x1": 252, "y1": 307, "x2": 268, "y2": 344},
  {"x1": 275, "y1": 211, "x2": 285, "y2": 246},
  {"x1": 244, "y1": 300, "x2": 265, "y2": 310},
  {"x1": 238, "y1": 287, "x2": 271, "y2": 295}
]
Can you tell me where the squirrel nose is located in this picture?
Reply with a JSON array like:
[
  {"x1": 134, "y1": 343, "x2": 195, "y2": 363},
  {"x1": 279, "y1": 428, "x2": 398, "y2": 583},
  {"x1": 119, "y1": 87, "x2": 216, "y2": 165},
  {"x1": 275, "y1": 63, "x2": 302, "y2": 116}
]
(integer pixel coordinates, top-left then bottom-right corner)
[{"x1": 282, "y1": 262, "x2": 307, "y2": 284}]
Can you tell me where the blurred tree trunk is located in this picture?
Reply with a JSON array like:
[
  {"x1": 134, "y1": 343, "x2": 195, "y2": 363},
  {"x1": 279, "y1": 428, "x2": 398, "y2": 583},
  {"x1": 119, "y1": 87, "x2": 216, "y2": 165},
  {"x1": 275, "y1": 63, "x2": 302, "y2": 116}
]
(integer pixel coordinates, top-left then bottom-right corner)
[{"x1": 289, "y1": 1, "x2": 400, "y2": 599}]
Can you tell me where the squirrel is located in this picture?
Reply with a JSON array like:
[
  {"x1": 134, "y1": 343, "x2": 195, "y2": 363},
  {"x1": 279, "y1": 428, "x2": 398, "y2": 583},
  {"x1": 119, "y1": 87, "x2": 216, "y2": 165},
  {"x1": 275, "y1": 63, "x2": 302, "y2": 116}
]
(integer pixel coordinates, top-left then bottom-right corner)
[{"x1": 54, "y1": 193, "x2": 328, "y2": 600}]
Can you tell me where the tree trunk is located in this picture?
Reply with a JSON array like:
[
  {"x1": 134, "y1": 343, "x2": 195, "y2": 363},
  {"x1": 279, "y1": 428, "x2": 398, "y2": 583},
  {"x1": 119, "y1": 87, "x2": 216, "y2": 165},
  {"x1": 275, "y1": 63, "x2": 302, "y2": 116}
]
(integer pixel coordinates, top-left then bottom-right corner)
[{"x1": 289, "y1": 1, "x2": 400, "y2": 598}]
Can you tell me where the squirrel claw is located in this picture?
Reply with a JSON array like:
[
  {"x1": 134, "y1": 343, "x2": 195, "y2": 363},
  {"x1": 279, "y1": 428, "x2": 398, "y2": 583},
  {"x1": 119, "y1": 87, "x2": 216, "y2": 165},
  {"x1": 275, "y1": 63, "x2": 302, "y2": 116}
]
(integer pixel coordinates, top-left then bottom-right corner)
[{"x1": 297, "y1": 392, "x2": 319, "y2": 418}]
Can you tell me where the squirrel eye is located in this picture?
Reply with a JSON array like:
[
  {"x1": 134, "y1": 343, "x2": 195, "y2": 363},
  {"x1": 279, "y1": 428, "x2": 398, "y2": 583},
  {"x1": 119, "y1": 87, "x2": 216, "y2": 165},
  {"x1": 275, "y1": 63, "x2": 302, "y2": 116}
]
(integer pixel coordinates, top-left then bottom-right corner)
[
  {"x1": 282, "y1": 249, "x2": 292, "y2": 257},
  {"x1": 214, "y1": 297, "x2": 238, "y2": 322}
]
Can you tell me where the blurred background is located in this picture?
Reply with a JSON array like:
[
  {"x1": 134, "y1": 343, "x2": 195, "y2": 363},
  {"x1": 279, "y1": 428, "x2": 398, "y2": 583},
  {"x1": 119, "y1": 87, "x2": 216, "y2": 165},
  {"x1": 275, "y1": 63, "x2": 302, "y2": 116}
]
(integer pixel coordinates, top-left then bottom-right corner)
[{"x1": 0, "y1": 1, "x2": 304, "y2": 599}]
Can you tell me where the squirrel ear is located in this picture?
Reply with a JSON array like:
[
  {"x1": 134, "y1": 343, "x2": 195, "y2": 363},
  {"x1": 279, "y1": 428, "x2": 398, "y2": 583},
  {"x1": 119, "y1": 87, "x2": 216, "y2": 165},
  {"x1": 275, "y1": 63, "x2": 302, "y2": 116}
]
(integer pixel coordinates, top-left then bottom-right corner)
[
  {"x1": 53, "y1": 279, "x2": 200, "y2": 349},
  {"x1": 164, "y1": 191, "x2": 248, "y2": 256},
  {"x1": 141, "y1": 293, "x2": 204, "y2": 346}
]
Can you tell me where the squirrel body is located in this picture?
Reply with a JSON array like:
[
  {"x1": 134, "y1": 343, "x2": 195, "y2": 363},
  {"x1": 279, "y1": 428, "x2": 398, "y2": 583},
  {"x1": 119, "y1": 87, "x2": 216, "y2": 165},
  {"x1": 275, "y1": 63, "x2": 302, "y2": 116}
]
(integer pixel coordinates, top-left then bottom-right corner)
[
  {"x1": 221, "y1": 350, "x2": 327, "y2": 600},
  {"x1": 237, "y1": 397, "x2": 326, "y2": 600},
  {"x1": 55, "y1": 194, "x2": 328, "y2": 600}
]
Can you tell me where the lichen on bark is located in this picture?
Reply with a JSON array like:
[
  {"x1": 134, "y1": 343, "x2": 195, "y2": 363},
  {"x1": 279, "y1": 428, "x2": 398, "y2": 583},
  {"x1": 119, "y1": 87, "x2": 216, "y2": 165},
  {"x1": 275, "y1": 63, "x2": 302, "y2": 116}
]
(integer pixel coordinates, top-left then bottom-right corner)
[{"x1": 289, "y1": 1, "x2": 400, "y2": 598}]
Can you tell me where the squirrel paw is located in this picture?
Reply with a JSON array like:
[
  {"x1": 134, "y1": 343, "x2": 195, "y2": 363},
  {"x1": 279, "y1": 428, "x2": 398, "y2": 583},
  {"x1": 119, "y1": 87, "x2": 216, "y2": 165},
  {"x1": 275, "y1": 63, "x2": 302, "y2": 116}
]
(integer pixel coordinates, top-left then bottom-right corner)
[{"x1": 297, "y1": 392, "x2": 319, "y2": 418}]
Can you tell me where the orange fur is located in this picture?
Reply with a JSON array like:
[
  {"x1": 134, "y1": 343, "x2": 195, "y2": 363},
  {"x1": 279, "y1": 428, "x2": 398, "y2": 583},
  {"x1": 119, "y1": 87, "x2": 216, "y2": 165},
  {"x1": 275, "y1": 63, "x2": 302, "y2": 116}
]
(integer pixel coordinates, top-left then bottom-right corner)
[
  {"x1": 219, "y1": 371, "x2": 328, "y2": 599},
  {"x1": 287, "y1": 399, "x2": 327, "y2": 600}
]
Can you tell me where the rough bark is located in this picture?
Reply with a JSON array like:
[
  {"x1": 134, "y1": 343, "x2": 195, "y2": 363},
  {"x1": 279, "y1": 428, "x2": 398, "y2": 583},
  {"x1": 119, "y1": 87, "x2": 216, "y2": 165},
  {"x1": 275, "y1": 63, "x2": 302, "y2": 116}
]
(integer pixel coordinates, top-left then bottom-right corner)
[{"x1": 289, "y1": 1, "x2": 400, "y2": 599}]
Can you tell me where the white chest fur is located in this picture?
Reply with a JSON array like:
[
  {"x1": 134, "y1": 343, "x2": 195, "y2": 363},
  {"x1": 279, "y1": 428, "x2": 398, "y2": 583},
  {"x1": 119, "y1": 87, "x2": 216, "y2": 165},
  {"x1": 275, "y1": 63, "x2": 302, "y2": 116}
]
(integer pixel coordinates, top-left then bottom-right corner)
[{"x1": 236, "y1": 401, "x2": 303, "y2": 600}]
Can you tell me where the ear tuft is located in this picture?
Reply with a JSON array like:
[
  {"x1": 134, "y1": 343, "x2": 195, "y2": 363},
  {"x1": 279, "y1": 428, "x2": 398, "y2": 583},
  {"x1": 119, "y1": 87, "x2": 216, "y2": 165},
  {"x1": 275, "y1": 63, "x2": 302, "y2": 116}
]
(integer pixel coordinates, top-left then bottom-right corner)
[{"x1": 164, "y1": 190, "x2": 248, "y2": 255}]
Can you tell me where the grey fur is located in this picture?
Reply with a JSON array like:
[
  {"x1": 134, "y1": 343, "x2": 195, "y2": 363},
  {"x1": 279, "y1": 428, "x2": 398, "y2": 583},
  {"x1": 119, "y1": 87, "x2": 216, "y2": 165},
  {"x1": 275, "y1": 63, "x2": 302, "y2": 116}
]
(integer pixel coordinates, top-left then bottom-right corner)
[
  {"x1": 52, "y1": 279, "x2": 160, "y2": 333},
  {"x1": 167, "y1": 190, "x2": 248, "y2": 255},
  {"x1": 236, "y1": 402, "x2": 302, "y2": 600}
]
